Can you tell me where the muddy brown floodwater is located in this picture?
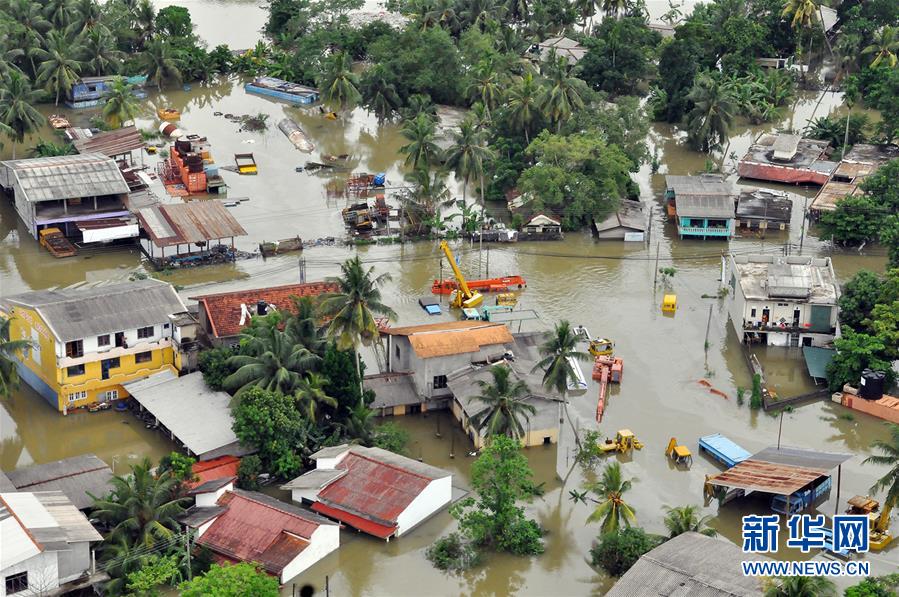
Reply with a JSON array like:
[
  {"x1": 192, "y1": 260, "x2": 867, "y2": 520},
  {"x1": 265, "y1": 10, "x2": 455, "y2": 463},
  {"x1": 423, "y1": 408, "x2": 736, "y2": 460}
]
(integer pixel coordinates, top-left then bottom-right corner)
[{"x1": 1, "y1": 3, "x2": 897, "y2": 594}]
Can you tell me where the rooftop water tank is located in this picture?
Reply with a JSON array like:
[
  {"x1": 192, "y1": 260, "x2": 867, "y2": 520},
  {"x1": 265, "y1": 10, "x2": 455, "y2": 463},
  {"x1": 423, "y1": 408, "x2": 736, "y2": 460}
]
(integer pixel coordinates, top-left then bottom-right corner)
[{"x1": 859, "y1": 369, "x2": 885, "y2": 401}]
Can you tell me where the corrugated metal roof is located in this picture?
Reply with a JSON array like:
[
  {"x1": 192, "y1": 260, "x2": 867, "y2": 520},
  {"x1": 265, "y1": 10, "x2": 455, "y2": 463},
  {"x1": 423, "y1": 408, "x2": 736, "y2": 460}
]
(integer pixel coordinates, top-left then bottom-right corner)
[
  {"x1": 0, "y1": 470, "x2": 15, "y2": 492},
  {"x1": 124, "y1": 371, "x2": 247, "y2": 458},
  {"x1": 199, "y1": 489, "x2": 332, "y2": 575},
  {"x1": 665, "y1": 174, "x2": 733, "y2": 197},
  {"x1": 675, "y1": 195, "x2": 735, "y2": 219},
  {"x1": 0, "y1": 499, "x2": 41, "y2": 569},
  {"x1": 5, "y1": 454, "x2": 113, "y2": 509},
  {"x1": 33, "y1": 491, "x2": 102, "y2": 543},
  {"x1": 189, "y1": 456, "x2": 241, "y2": 490},
  {"x1": 137, "y1": 202, "x2": 248, "y2": 247},
  {"x1": 446, "y1": 362, "x2": 555, "y2": 420},
  {"x1": 607, "y1": 533, "x2": 768, "y2": 597},
  {"x1": 280, "y1": 469, "x2": 347, "y2": 491},
  {"x1": 311, "y1": 501, "x2": 396, "y2": 538},
  {"x1": 388, "y1": 322, "x2": 513, "y2": 359},
  {"x1": 751, "y1": 446, "x2": 851, "y2": 470},
  {"x1": 1, "y1": 153, "x2": 130, "y2": 201},
  {"x1": 72, "y1": 126, "x2": 146, "y2": 157},
  {"x1": 179, "y1": 505, "x2": 227, "y2": 528},
  {"x1": 188, "y1": 477, "x2": 236, "y2": 495},
  {"x1": 706, "y1": 447, "x2": 850, "y2": 496},
  {"x1": 0, "y1": 491, "x2": 101, "y2": 547},
  {"x1": 595, "y1": 201, "x2": 646, "y2": 232},
  {"x1": 4, "y1": 279, "x2": 186, "y2": 342},
  {"x1": 802, "y1": 346, "x2": 835, "y2": 380},
  {"x1": 190, "y1": 281, "x2": 338, "y2": 339},
  {"x1": 384, "y1": 320, "x2": 501, "y2": 335}
]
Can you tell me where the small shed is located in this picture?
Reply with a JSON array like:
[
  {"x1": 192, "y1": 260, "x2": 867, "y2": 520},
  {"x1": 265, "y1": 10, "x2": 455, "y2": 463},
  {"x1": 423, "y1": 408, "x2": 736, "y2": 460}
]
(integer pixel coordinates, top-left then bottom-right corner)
[
  {"x1": 735, "y1": 189, "x2": 793, "y2": 230},
  {"x1": 521, "y1": 214, "x2": 562, "y2": 239},
  {"x1": 594, "y1": 201, "x2": 646, "y2": 240},
  {"x1": 70, "y1": 126, "x2": 146, "y2": 162},
  {"x1": 136, "y1": 201, "x2": 248, "y2": 266}
]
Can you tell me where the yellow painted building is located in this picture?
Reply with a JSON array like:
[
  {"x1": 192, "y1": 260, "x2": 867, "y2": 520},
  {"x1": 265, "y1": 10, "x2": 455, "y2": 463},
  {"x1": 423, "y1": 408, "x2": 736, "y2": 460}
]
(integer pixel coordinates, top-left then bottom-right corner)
[{"x1": 1, "y1": 280, "x2": 192, "y2": 413}]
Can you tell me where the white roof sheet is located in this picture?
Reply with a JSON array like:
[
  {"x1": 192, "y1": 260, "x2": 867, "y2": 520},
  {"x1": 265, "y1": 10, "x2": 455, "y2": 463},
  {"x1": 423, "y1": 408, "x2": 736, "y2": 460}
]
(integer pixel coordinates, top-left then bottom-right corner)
[
  {"x1": 3, "y1": 492, "x2": 57, "y2": 528},
  {"x1": 124, "y1": 372, "x2": 244, "y2": 457},
  {"x1": 1, "y1": 153, "x2": 129, "y2": 202},
  {"x1": 0, "y1": 508, "x2": 40, "y2": 569}
]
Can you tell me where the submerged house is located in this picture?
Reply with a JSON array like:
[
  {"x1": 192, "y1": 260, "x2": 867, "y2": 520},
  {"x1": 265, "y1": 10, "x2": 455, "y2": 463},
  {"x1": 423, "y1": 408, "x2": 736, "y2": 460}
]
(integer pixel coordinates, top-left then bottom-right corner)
[
  {"x1": 664, "y1": 174, "x2": 735, "y2": 239},
  {"x1": 594, "y1": 201, "x2": 646, "y2": 240},
  {"x1": 734, "y1": 189, "x2": 793, "y2": 231},
  {"x1": 726, "y1": 254, "x2": 840, "y2": 348},
  {"x1": 0, "y1": 280, "x2": 192, "y2": 413},
  {"x1": 181, "y1": 479, "x2": 339, "y2": 582},
  {"x1": 737, "y1": 134, "x2": 836, "y2": 185},
  {"x1": 65, "y1": 75, "x2": 147, "y2": 109},
  {"x1": 526, "y1": 37, "x2": 588, "y2": 66},
  {"x1": 0, "y1": 491, "x2": 104, "y2": 595},
  {"x1": 283, "y1": 445, "x2": 452, "y2": 540},
  {"x1": 809, "y1": 143, "x2": 899, "y2": 219},
  {"x1": 0, "y1": 153, "x2": 137, "y2": 244},
  {"x1": 520, "y1": 214, "x2": 562, "y2": 240},
  {"x1": 3, "y1": 455, "x2": 113, "y2": 510}
]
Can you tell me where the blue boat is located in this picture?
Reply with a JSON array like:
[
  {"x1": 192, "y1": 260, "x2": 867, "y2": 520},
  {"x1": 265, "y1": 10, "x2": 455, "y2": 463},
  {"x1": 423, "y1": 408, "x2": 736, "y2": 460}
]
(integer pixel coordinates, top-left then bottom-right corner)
[
  {"x1": 698, "y1": 434, "x2": 751, "y2": 469},
  {"x1": 770, "y1": 476, "x2": 833, "y2": 515},
  {"x1": 245, "y1": 77, "x2": 320, "y2": 105}
]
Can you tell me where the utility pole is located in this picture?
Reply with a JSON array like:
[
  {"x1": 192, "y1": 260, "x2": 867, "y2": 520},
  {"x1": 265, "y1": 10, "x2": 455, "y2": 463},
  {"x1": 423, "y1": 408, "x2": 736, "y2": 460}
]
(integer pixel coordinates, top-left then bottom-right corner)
[
  {"x1": 799, "y1": 195, "x2": 809, "y2": 254},
  {"x1": 486, "y1": 244, "x2": 490, "y2": 278},
  {"x1": 646, "y1": 204, "x2": 653, "y2": 247},
  {"x1": 777, "y1": 410, "x2": 784, "y2": 450},
  {"x1": 184, "y1": 530, "x2": 192, "y2": 580},
  {"x1": 298, "y1": 257, "x2": 306, "y2": 283},
  {"x1": 652, "y1": 243, "x2": 660, "y2": 289}
]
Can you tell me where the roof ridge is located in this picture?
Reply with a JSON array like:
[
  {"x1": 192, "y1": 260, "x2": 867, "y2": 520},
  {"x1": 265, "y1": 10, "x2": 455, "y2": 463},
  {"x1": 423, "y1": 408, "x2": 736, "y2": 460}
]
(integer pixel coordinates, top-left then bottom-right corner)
[
  {"x1": 228, "y1": 490, "x2": 324, "y2": 528},
  {"x1": 344, "y1": 449, "x2": 434, "y2": 482},
  {"x1": 189, "y1": 280, "x2": 337, "y2": 301},
  {"x1": 14, "y1": 464, "x2": 109, "y2": 489},
  {"x1": 0, "y1": 494, "x2": 43, "y2": 552}
]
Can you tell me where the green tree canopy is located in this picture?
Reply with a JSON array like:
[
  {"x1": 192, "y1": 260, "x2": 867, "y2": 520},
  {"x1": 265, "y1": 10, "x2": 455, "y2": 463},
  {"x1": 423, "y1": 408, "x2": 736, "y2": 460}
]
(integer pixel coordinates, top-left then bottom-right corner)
[
  {"x1": 179, "y1": 563, "x2": 279, "y2": 597},
  {"x1": 589, "y1": 527, "x2": 660, "y2": 577}
]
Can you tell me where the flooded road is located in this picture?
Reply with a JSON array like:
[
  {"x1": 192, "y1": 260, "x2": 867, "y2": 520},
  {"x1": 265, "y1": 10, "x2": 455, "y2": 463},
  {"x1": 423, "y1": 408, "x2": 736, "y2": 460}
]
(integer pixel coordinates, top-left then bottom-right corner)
[{"x1": 1, "y1": 9, "x2": 896, "y2": 593}]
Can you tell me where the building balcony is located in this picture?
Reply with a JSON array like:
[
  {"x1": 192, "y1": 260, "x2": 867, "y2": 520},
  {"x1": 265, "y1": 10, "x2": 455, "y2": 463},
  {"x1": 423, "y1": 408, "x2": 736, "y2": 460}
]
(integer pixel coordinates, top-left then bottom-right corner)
[
  {"x1": 677, "y1": 225, "x2": 732, "y2": 237},
  {"x1": 61, "y1": 363, "x2": 177, "y2": 394},
  {"x1": 59, "y1": 338, "x2": 173, "y2": 368},
  {"x1": 741, "y1": 320, "x2": 836, "y2": 335}
]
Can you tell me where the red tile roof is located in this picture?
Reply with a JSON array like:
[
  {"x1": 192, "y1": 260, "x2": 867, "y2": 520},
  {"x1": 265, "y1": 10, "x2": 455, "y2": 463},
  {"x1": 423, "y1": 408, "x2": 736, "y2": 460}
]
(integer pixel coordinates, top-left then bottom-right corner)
[
  {"x1": 311, "y1": 502, "x2": 396, "y2": 539},
  {"x1": 188, "y1": 456, "x2": 241, "y2": 489},
  {"x1": 190, "y1": 281, "x2": 338, "y2": 339},
  {"x1": 314, "y1": 452, "x2": 431, "y2": 531},
  {"x1": 198, "y1": 490, "x2": 324, "y2": 575}
]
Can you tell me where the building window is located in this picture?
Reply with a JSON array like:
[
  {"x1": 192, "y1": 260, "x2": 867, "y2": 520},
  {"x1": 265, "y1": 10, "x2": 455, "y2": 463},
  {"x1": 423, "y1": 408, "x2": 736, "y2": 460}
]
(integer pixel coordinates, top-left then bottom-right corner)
[
  {"x1": 433, "y1": 375, "x2": 448, "y2": 389},
  {"x1": 101, "y1": 357, "x2": 120, "y2": 380},
  {"x1": 137, "y1": 326, "x2": 154, "y2": 339},
  {"x1": 67, "y1": 364, "x2": 85, "y2": 377},
  {"x1": 65, "y1": 339, "x2": 84, "y2": 358},
  {"x1": 5, "y1": 571, "x2": 28, "y2": 594},
  {"x1": 135, "y1": 351, "x2": 152, "y2": 364},
  {"x1": 68, "y1": 391, "x2": 87, "y2": 403},
  {"x1": 98, "y1": 334, "x2": 110, "y2": 347},
  {"x1": 750, "y1": 308, "x2": 756, "y2": 317},
  {"x1": 395, "y1": 345, "x2": 400, "y2": 359},
  {"x1": 102, "y1": 390, "x2": 119, "y2": 401},
  {"x1": 164, "y1": 323, "x2": 170, "y2": 329}
]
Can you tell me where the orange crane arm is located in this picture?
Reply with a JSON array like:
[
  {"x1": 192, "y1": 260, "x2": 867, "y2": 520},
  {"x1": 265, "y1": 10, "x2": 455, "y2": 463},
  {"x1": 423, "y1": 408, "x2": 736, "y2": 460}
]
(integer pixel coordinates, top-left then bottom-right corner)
[{"x1": 439, "y1": 241, "x2": 474, "y2": 300}]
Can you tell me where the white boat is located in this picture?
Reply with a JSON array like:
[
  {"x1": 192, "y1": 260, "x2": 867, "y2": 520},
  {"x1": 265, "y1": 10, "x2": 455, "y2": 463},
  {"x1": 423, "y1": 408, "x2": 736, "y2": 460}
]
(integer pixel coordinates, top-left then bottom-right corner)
[
  {"x1": 566, "y1": 356, "x2": 588, "y2": 395},
  {"x1": 278, "y1": 118, "x2": 314, "y2": 153}
]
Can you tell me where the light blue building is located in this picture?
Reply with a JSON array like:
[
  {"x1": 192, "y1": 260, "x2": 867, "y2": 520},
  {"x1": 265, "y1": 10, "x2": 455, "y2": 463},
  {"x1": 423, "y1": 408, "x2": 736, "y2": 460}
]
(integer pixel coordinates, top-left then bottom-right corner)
[{"x1": 665, "y1": 174, "x2": 735, "y2": 240}]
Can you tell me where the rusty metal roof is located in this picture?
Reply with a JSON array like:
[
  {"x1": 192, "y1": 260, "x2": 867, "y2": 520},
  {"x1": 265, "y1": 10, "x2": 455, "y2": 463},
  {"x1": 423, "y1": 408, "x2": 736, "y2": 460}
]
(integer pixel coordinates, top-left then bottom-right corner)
[
  {"x1": 137, "y1": 201, "x2": 247, "y2": 247},
  {"x1": 71, "y1": 126, "x2": 145, "y2": 157},
  {"x1": 706, "y1": 447, "x2": 851, "y2": 496},
  {"x1": 384, "y1": 321, "x2": 513, "y2": 359},
  {"x1": 1, "y1": 153, "x2": 130, "y2": 202}
]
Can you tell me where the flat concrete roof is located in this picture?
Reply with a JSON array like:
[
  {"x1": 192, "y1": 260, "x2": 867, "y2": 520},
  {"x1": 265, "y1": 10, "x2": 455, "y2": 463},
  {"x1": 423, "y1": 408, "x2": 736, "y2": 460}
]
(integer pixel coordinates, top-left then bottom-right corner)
[{"x1": 730, "y1": 254, "x2": 838, "y2": 304}]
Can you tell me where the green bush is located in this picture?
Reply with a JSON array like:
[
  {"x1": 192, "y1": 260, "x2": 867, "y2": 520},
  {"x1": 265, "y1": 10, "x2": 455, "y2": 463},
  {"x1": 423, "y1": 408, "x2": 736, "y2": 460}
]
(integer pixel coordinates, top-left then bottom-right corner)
[
  {"x1": 237, "y1": 454, "x2": 262, "y2": 490},
  {"x1": 425, "y1": 532, "x2": 482, "y2": 572},
  {"x1": 590, "y1": 527, "x2": 660, "y2": 577},
  {"x1": 198, "y1": 347, "x2": 235, "y2": 391},
  {"x1": 372, "y1": 421, "x2": 410, "y2": 455}
]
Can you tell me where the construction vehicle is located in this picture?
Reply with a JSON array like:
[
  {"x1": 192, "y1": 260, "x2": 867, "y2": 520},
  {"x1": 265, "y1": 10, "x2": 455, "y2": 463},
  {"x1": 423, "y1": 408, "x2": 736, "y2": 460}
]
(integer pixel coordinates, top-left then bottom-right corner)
[
  {"x1": 431, "y1": 275, "x2": 526, "y2": 295},
  {"x1": 439, "y1": 241, "x2": 483, "y2": 309},
  {"x1": 235, "y1": 153, "x2": 257, "y2": 175},
  {"x1": 39, "y1": 227, "x2": 77, "y2": 258},
  {"x1": 598, "y1": 429, "x2": 644, "y2": 454},
  {"x1": 665, "y1": 437, "x2": 692, "y2": 468},
  {"x1": 862, "y1": 498, "x2": 893, "y2": 551},
  {"x1": 573, "y1": 325, "x2": 614, "y2": 356}
]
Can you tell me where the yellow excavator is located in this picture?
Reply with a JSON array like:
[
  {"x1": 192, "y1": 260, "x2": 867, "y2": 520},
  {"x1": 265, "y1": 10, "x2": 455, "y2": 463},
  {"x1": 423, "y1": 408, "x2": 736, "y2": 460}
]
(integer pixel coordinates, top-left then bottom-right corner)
[
  {"x1": 846, "y1": 495, "x2": 893, "y2": 551},
  {"x1": 439, "y1": 241, "x2": 484, "y2": 309}
]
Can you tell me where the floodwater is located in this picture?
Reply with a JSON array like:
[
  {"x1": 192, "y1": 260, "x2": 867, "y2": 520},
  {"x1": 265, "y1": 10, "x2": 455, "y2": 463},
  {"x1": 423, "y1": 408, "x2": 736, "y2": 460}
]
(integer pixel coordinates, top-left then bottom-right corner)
[{"x1": 1, "y1": 3, "x2": 897, "y2": 593}]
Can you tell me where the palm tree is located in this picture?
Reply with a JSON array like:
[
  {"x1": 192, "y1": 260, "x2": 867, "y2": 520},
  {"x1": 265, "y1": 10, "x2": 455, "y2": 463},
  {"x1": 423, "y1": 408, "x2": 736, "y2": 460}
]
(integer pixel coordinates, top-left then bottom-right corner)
[
  {"x1": 318, "y1": 256, "x2": 396, "y2": 399},
  {"x1": 30, "y1": 140, "x2": 75, "y2": 157},
  {"x1": 585, "y1": 462, "x2": 637, "y2": 533},
  {"x1": 469, "y1": 365, "x2": 536, "y2": 441},
  {"x1": 540, "y1": 54, "x2": 586, "y2": 132},
  {"x1": 445, "y1": 118, "x2": 490, "y2": 205},
  {"x1": 533, "y1": 320, "x2": 590, "y2": 448},
  {"x1": 863, "y1": 423, "x2": 899, "y2": 514},
  {"x1": 763, "y1": 576, "x2": 836, "y2": 597},
  {"x1": 399, "y1": 113, "x2": 441, "y2": 172},
  {"x1": 43, "y1": 0, "x2": 75, "y2": 28},
  {"x1": 224, "y1": 326, "x2": 321, "y2": 396},
  {"x1": 90, "y1": 459, "x2": 188, "y2": 548},
  {"x1": 80, "y1": 28, "x2": 123, "y2": 76},
  {"x1": 285, "y1": 296, "x2": 325, "y2": 355},
  {"x1": 361, "y1": 65, "x2": 401, "y2": 123},
  {"x1": 8, "y1": 0, "x2": 51, "y2": 77},
  {"x1": 601, "y1": 0, "x2": 629, "y2": 18},
  {"x1": 102, "y1": 77, "x2": 140, "y2": 128},
  {"x1": 863, "y1": 26, "x2": 899, "y2": 68},
  {"x1": 37, "y1": 30, "x2": 85, "y2": 105},
  {"x1": 342, "y1": 402, "x2": 375, "y2": 444},
  {"x1": 0, "y1": 71, "x2": 46, "y2": 158},
  {"x1": 506, "y1": 72, "x2": 542, "y2": 145},
  {"x1": 781, "y1": 0, "x2": 819, "y2": 80},
  {"x1": 0, "y1": 317, "x2": 32, "y2": 400},
  {"x1": 140, "y1": 38, "x2": 180, "y2": 90},
  {"x1": 133, "y1": 0, "x2": 156, "y2": 47},
  {"x1": 466, "y1": 61, "x2": 502, "y2": 119},
  {"x1": 74, "y1": 0, "x2": 106, "y2": 35},
  {"x1": 319, "y1": 51, "x2": 361, "y2": 113},
  {"x1": 685, "y1": 73, "x2": 736, "y2": 154},
  {"x1": 662, "y1": 505, "x2": 717, "y2": 538},
  {"x1": 294, "y1": 372, "x2": 338, "y2": 422}
]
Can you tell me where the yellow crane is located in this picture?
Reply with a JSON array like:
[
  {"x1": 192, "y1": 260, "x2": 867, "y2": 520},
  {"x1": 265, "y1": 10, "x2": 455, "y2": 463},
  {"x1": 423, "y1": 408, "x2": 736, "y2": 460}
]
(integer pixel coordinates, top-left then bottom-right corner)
[{"x1": 439, "y1": 241, "x2": 483, "y2": 309}]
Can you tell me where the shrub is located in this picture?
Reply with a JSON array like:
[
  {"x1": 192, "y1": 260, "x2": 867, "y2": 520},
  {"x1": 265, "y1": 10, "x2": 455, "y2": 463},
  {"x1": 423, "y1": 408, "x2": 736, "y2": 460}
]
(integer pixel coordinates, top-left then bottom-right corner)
[
  {"x1": 590, "y1": 527, "x2": 660, "y2": 577},
  {"x1": 237, "y1": 454, "x2": 262, "y2": 490},
  {"x1": 426, "y1": 532, "x2": 482, "y2": 572}
]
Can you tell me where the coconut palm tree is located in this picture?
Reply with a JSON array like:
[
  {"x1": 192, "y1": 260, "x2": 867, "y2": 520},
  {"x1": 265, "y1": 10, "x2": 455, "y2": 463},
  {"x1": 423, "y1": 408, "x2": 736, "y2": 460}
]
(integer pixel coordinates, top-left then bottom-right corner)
[
  {"x1": 223, "y1": 326, "x2": 321, "y2": 396},
  {"x1": 399, "y1": 113, "x2": 442, "y2": 172},
  {"x1": 102, "y1": 77, "x2": 140, "y2": 128},
  {"x1": 360, "y1": 64, "x2": 401, "y2": 123},
  {"x1": 319, "y1": 51, "x2": 361, "y2": 113},
  {"x1": 80, "y1": 28, "x2": 123, "y2": 76},
  {"x1": 540, "y1": 54, "x2": 586, "y2": 132},
  {"x1": 763, "y1": 576, "x2": 836, "y2": 597},
  {"x1": 43, "y1": 0, "x2": 75, "y2": 28},
  {"x1": 585, "y1": 461, "x2": 637, "y2": 533},
  {"x1": 533, "y1": 320, "x2": 589, "y2": 448},
  {"x1": 7, "y1": 0, "x2": 51, "y2": 77},
  {"x1": 133, "y1": 0, "x2": 156, "y2": 47},
  {"x1": 294, "y1": 372, "x2": 338, "y2": 422},
  {"x1": 506, "y1": 72, "x2": 542, "y2": 145},
  {"x1": 37, "y1": 30, "x2": 85, "y2": 105},
  {"x1": 601, "y1": 0, "x2": 629, "y2": 18},
  {"x1": 662, "y1": 505, "x2": 717, "y2": 538},
  {"x1": 73, "y1": 0, "x2": 106, "y2": 35},
  {"x1": 285, "y1": 296, "x2": 325, "y2": 355},
  {"x1": 469, "y1": 364, "x2": 536, "y2": 441},
  {"x1": 318, "y1": 256, "x2": 396, "y2": 399},
  {"x1": 863, "y1": 423, "x2": 899, "y2": 513},
  {"x1": 685, "y1": 73, "x2": 736, "y2": 154},
  {"x1": 140, "y1": 38, "x2": 180, "y2": 90},
  {"x1": 90, "y1": 458, "x2": 189, "y2": 548},
  {"x1": 445, "y1": 118, "x2": 491, "y2": 204},
  {"x1": 781, "y1": 0, "x2": 818, "y2": 80},
  {"x1": 0, "y1": 71, "x2": 46, "y2": 158},
  {"x1": 863, "y1": 26, "x2": 899, "y2": 68},
  {"x1": 0, "y1": 317, "x2": 32, "y2": 400},
  {"x1": 466, "y1": 61, "x2": 502, "y2": 119}
]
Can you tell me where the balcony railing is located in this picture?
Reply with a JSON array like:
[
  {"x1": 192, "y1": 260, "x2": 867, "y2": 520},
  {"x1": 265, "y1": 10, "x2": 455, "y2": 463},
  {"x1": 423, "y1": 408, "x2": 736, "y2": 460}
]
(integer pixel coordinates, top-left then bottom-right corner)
[
  {"x1": 58, "y1": 338, "x2": 172, "y2": 368},
  {"x1": 677, "y1": 225, "x2": 732, "y2": 236},
  {"x1": 742, "y1": 320, "x2": 836, "y2": 335},
  {"x1": 62, "y1": 364, "x2": 177, "y2": 393}
]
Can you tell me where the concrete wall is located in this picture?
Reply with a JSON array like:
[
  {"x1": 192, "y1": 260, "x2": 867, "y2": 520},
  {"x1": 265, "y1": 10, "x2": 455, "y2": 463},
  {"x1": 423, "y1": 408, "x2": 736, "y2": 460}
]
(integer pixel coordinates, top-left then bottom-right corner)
[
  {"x1": 12, "y1": 179, "x2": 37, "y2": 239},
  {"x1": 0, "y1": 550, "x2": 59, "y2": 597},
  {"x1": 315, "y1": 452, "x2": 349, "y2": 470},
  {"x1": 280, "y1": 524, "x2": 339, "y2": 583},
  {"x1": 195, "y1": 482, "x2": 233, "y2": 508},
  {"x1": 396, "y1": 476, "x2": 452, "y2": 537},
  {"x1": 452, "y1": 396, "x2": 559, "y2": 450},
  {"x1": 391, "y1": 337, "x2": 509, "y2": 399},
  {"x1": 55, "y1": 542, "x2": 91, "y2": 585},
  {"x1": 289, "y1": 487, "x2": 319, "y2": 504}
]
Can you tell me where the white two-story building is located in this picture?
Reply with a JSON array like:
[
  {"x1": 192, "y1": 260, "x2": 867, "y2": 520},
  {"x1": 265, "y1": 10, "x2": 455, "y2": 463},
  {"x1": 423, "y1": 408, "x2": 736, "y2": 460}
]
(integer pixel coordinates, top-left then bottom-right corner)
[{"x1": 726, "y1": 254, "x2": 840, "y2": 348}]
